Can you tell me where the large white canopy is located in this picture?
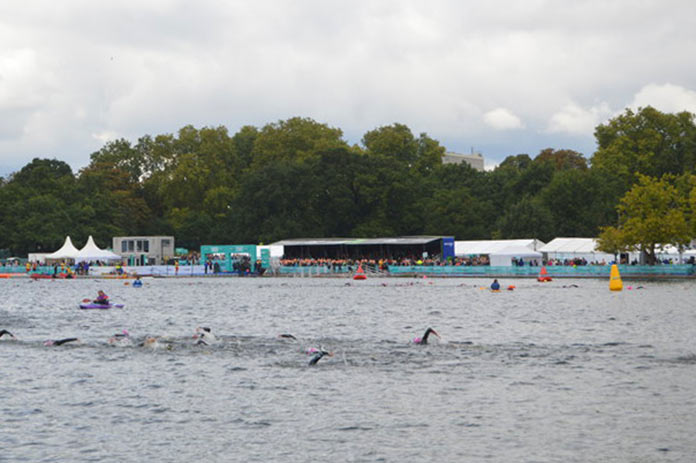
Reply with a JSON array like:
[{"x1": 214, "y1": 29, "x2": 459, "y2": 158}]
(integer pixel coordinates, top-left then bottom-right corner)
[
  {"x1": 489, "y1": 245, "x2": 543, "y2": 267},
  {"x1": 539, "y1": 237, "x2": 617, "y2": 263},
  {"x1": 539, "y1": 237, "x2": 600, "y2": 254},
  {"x1": 45, "y1": 236, "x2": 80, "y2": 260},
  {"x1": 455, "y1": 239, "x2": 544, "y2": 256},
  {"x1": 75, "y1": 236, "x2": 122, "y2": 262}
]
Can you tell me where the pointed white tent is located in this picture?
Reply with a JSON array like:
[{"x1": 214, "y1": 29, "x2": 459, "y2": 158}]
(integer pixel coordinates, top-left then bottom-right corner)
[
  {"x1": 75, "y1": 236, "x2": 122, "y2": 262},
  {"x1": 45, "y1": 236, "x2": 80, "y2": 261}
]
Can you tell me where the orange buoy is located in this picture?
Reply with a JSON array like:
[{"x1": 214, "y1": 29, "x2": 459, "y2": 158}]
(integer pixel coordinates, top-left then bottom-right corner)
[
  {"x1": 353, "y1": 264, "x2": 367, "y2": 281},
  {"x1": 537, "y1": 266, "x2": 552, "y2": 282}
]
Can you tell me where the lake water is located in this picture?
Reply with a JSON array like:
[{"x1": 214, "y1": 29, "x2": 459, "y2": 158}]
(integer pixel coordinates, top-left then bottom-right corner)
[{"x1": 1, "y1": 276, "x2": 695, "y2": 462}]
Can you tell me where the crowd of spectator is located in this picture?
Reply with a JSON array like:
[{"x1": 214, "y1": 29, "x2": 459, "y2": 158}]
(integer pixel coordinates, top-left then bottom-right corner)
[{"x1": 278, "y1": 254, "x2": 494, "y2": 270}]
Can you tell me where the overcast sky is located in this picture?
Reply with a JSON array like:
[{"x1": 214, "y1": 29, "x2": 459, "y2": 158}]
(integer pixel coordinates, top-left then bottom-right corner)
[{"x1": 1, "y1": 0, "x2": 695, "y2": 175}]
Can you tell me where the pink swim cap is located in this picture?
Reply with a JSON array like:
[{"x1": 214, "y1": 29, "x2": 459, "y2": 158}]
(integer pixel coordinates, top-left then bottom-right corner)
[
  {"x1": 413, "y1": 337, "x2": 422, "y2": 344},
  {"x1": 306, "y1": 347, "x2": 319, "y2": 354}
]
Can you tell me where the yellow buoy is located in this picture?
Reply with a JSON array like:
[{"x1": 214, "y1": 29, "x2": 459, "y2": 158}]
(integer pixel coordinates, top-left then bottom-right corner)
[{"x1": 609, "y1": 264, "x2": 623, "y2": 291}]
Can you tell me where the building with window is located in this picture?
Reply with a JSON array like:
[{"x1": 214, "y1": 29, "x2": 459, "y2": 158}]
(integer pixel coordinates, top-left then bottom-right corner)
[
  {"x1": 442, "y1": 151, "x2": 485, "y2": 171},
  {"x1": 112, "y1": 236, "x2": 175, "y2": 265}
]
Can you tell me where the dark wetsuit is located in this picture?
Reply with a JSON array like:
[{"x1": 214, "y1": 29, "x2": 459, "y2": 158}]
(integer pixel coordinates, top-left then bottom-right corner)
[
  {"x1": 308, "y1": 350, "x2": 332, "y2": 366},
  {"x1": 53, "y1": 338, "x2": 79, "y2": 346},
  {"x1": 417, "y1": 328, "x2": 438, "y2": 345},
  {"x1": 278, "y1": 334, "x2": 297, "y2": 340},
  {"x1": 0, "y1": 329, "x2": 15, "y2": 339}
]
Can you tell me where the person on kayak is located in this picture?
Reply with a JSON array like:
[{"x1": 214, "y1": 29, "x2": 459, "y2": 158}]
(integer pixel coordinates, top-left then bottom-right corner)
[{"x1": 94, "y1": 290, "x2": 109, "y2": 305}]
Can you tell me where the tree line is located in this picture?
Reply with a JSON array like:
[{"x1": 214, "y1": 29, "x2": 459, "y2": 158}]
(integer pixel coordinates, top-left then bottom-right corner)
[{"x1": 1, "y1": 107, "x2": 696, "y2": 264}]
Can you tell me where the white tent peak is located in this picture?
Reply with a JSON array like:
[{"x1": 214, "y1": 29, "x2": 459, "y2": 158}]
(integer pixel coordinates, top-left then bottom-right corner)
[
  {"x1": 76, "y1": 235, "x2": 122, "y2": 262},
  {"x1": 45, "y1": 236, "x2": 80, "y2": 260},
  {"x1": 81, "y1": 235, "x2": 102, "y2": 253}
]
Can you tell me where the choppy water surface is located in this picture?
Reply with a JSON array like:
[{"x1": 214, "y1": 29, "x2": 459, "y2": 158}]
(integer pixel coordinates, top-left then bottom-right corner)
[{"x1": 1, "y1": 276, "x2": 695, "y2": 462}]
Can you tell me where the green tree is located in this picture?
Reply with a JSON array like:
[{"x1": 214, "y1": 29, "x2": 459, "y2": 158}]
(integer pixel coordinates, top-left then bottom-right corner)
[
  {"x1": 600, "y1": 174, "x2": 690, "y2": 264},
  {"x1": 0, "y1": 158, "x2": 77, "y2": 254},
  {"x1": 250, "y1": 117, "x2": 347, "y2": 167},
  {"x1": 76, "y1": 161, "x2": 153, "y2": 243},
  {"x1": 592, "y1": 107, "x2": 696, "y2": 187},
  {"x1": 539, "y1": 169, "x2": 623, "y2": 237},
  {"x1": 414, "y1": 133, "x2": 445, "y2": 173},
  {"x1": 232, "y1": 125, "x2": 259, "y2": 170},
  {"x1": 494, "y1": 196, "x2": 555, "y2": 242},
  {"x1": 596, "y1": 225, "x2": 628, "y2": 262},
  {"x1": 534, "y1": 148, "x2": 588, "y2": 170},
  {"x1": 362, "y1": 123, "x2": 418, "y2": 164}
]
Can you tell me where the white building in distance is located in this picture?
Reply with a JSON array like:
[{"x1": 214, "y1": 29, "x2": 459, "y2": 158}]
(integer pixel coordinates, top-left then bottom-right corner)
[
  {"x1": 113, "y1": 236, "x2": 174, "y2": 265},
  {"x1": 442, "y1": 152, "x2": 485, "y2": 171}
]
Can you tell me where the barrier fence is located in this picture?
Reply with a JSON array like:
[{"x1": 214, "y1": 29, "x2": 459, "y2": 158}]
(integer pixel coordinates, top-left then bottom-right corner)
[{"x1": 2, "y1": 264, "x2": 694, "y2": 278}]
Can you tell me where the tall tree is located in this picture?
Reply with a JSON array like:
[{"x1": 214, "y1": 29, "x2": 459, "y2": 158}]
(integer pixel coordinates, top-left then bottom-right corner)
[
  {"x1": 534, "y1": 148, "x2": 588, "y2": 170},
  {"x1": 592, "y1": 107, "x2": 696, "y2": 187},
  {"x1": 539, "y1": 169, "x2": 623, "y2": 237},
  {"x1": 494, "y1": 196, "x2": 555, "y2": 242},
  {"x1": 362, "y1": 123, "x2": 418, "y2": 164},
  {"x1": 598, "y1": 175, "x2": 690, "y2": 264},
  {"x1": 250, "y1": 117, "x2": 347, "y2": 167},
  {"x1": 0, "y1": 158, "x2": 77, "y2": 254}
]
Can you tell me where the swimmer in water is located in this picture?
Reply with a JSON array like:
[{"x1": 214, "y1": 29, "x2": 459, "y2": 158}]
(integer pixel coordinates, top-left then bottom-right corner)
[
  {"x1": 0, "y1": 329, "x2": 17, "y2": 340},
  {"x1": 413, "y1": 327, "x2": 440, "y2": 345},
  {"x1": 278, "y1": 334, "x2": 297, "y2": 340},
  {"x1": 44, "y1": 337, "x2": 79, "y2": 346},
  {"x1": 308, "y1": 349, "x2": 334, "y2": 366},
  {"x1": 108, "y1": 329, "x2": 131, "y2": 345},
  {"x1": 140, "y1": 336, "x2": 159, "y2": 348},
  {"x1": 193, "y1": 327, "x2": 216, "y2": 346}
]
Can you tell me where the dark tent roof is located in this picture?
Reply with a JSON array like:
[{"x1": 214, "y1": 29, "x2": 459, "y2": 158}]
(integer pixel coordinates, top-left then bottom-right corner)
[{"x1": 269, "y1": 236, "x2": 446, "y2": 247}]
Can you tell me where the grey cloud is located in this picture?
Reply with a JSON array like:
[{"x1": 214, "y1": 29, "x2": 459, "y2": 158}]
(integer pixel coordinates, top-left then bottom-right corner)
[{"x1": 0, "y1": 0, "x2": 695, "y2": 175}]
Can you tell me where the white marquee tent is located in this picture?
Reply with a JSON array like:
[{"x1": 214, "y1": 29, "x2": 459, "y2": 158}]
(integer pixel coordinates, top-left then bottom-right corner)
[
  {"x1": 75, "y1": 236, "x2": 122, "y2": 263},
  {"x1": 455, "y1": 239, "x2": 544, "y2": 256},
  {"x1": 539, "y1": 238, "x2": 617, "y2": 263},
  {"x1": 488, "y1": 245, "x2": 543, "y2": 267},
  {"x1": 44, "y1": 236, "x2": 80, "y2": 261},
  {"x1": 455, "y1": 239, "x2": 545, "y2": 267}
]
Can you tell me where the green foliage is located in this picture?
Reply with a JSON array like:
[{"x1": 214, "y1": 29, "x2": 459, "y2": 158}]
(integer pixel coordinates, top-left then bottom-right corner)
[
  {"x1": 598, "y1": 175, "x2": 690, "y2": 264},
  {"x1": 534, "y1": 148, "x2": 588, "y2": 171},
  {"x1": 539, "y1": 169, "x2": 623, "y2": 237},
  {"x1": 2, "y1": 110, "x2": 696, "y2": 256},
  {"x1": 596, "y1": 226, "x2": 626, "y2": 258},
  {"x1": 250, "y1": 117, "x2": 347, "y2": 168},
  {"x1": 494, "y1": 196, "x2": 555, "y2": 242},
  {"x1": 362, "y1": 123, "x2": 418, "y2": 164},
  {"x1": 592, "y1": 106, "x2": 696, "y2": 187}
]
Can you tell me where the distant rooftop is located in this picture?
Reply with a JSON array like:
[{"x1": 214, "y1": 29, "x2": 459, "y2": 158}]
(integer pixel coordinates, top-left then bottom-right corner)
[{"x1": 442, "y1": 151, "x2": 484, "y2": 171}]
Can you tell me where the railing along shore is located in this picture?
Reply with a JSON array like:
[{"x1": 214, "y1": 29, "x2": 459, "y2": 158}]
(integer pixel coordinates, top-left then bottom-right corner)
[{"x1": 2, "y1": 264, "x2": 694, "y2": 278}]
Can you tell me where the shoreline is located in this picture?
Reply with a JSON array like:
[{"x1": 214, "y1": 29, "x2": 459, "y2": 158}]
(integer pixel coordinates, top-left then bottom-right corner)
[{"x1": 4, "y1": 272, "x2": 693, "y2": 281}]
